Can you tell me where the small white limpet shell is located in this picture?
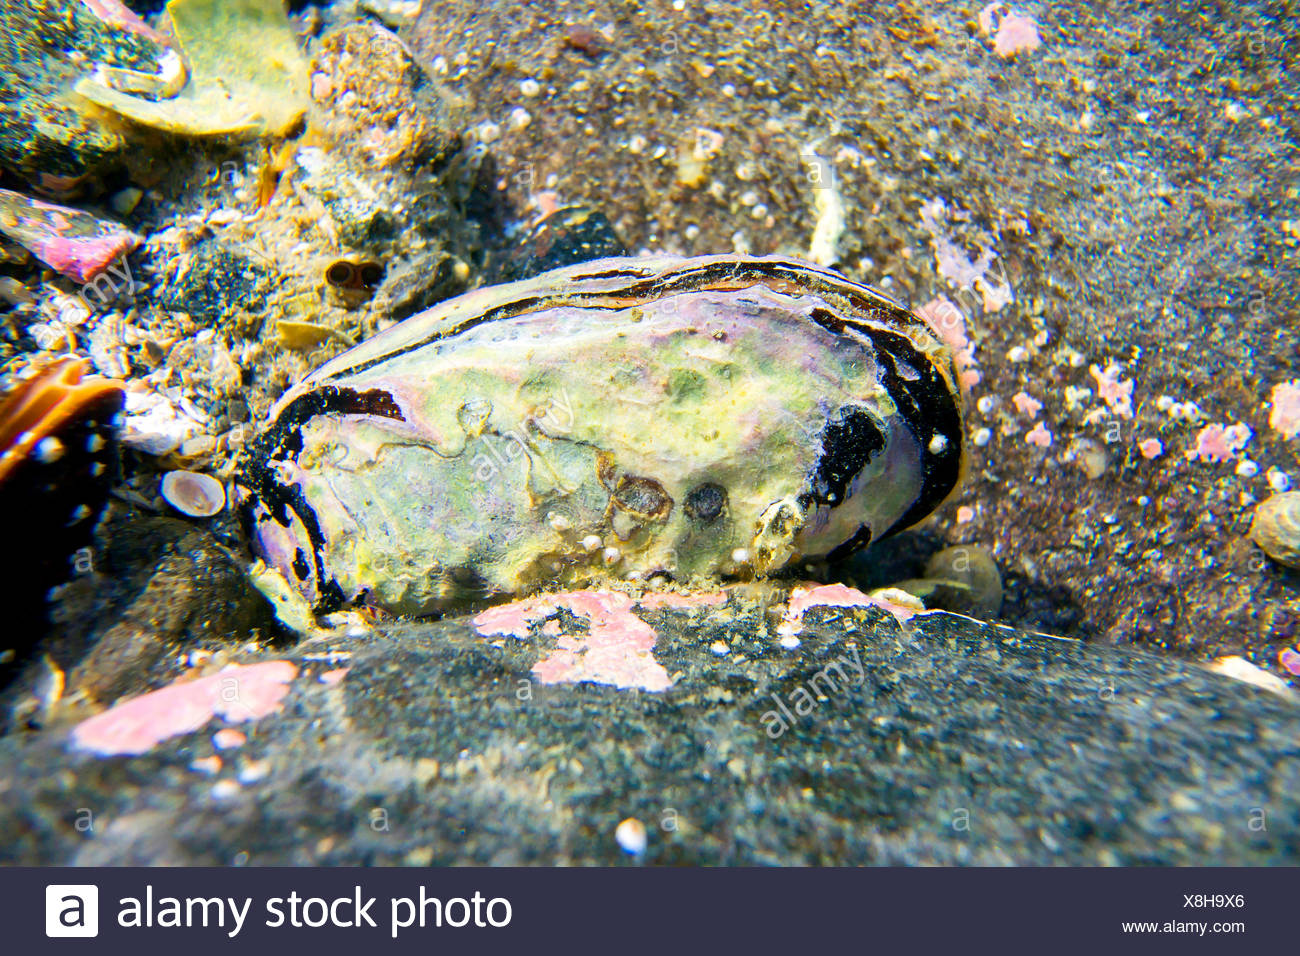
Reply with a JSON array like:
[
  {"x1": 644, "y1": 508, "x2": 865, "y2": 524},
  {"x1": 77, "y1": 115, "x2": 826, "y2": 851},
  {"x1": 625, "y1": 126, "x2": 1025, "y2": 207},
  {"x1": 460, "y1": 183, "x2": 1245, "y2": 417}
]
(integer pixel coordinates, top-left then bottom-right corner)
[{"x1": 161, "y1": 470, "x2": 226, "y2": 518}]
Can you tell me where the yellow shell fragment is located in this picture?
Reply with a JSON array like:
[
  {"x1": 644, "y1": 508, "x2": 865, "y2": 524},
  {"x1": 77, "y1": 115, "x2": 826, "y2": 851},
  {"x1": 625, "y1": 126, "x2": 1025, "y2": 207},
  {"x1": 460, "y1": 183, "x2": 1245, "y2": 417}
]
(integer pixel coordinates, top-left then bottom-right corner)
[
  {"x1": 276, "y1": 320, "x2": 354, "y2": 352},
  {"x1": 74, "y1": 0, "x2": 309, "y2": 138}
]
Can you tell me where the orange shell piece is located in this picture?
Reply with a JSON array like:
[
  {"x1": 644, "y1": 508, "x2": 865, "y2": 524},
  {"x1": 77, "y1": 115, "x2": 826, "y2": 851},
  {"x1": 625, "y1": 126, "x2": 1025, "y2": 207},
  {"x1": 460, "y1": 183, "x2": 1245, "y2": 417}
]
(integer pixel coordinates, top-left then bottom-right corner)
[{"x1": 0, "y1": 357, "x2": 125, "y2": 484}]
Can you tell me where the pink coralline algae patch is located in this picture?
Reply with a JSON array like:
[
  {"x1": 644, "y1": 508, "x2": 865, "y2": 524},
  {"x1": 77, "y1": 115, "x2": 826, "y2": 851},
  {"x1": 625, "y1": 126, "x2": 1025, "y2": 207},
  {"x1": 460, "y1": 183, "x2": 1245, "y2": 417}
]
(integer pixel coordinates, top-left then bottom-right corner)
[
  {"x1": 82, "y1": 0, "x2": 171, "y2": 44},
  {"x1": 1269, "y1": 380, "x2": 1300, "y2": 439},
  {"x1": 1280, "y1": 647, "x2": 1300, "y2": 677},
  {"x1": 1137, "y1": 437, "x2": 1164, "y2": 460},
  {"x1": 70, "y1": 661, "x2": 298, "y2": 757},
  {"x1": 0, "y1": 188, "x2": 142, "y2": 282},
  {"x1": 979, "y1": 3, "x2": 1043, "y2": 58},
  {"x1": 777, "y1": 583, "x2": 922, "y2": 640},
  {"x1": 1012, "y1": 391, "x2": 1043, "y2": 417},
  {"x1": 35, "y1": 233, "x2": 140, "y2": 283},
  {"x1": 916, "y1": 296, "x2": 981, "y2": 392},
  {"x1": 1025, "y1": 421, "x2": 1053, "y2": 447},
  {"x1": 473, "y1": 590, "x2": 673, "y2": 692},
  {"x1": 1186, "y1": 422, "x2": 1253, "y2": 463},
  {"x1": 1090, "y1": 363, "x2": 1134, "y2": 418}
]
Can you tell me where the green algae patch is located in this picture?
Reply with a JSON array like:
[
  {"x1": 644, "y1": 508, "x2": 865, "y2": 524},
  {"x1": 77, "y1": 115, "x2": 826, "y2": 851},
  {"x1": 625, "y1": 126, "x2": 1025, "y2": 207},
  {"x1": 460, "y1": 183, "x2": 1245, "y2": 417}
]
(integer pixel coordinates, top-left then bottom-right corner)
[{"x1": 74, "y1": 0, "x2": 308, "y2": 138}]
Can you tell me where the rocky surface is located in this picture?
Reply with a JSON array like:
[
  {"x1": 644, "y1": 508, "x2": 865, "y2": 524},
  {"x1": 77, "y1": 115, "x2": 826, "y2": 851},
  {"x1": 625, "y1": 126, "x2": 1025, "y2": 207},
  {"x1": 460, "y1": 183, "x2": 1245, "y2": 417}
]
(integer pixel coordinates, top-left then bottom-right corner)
[
  {"x1": 403, "y1": 0, "x2": 1300, "y2": 669},
  {"x1": 2, "y1": 595, "x2": 1297, "y2": 865}
]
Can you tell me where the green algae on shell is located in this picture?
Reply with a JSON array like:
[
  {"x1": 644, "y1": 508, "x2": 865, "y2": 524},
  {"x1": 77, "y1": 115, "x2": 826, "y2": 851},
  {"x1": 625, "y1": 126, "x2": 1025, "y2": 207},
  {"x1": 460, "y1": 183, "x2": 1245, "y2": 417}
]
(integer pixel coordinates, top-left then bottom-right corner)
[{"x1": 238, "y1": 254, "x2": 966, "y2": 616}]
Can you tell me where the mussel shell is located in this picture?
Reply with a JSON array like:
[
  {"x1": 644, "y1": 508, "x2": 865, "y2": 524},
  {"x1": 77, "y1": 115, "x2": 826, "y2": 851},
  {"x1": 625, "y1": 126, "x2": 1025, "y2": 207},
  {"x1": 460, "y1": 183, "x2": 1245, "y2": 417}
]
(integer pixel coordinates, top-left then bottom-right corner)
[{"x1": 238, "y1": 254, "x2": 965, "y2": 615}]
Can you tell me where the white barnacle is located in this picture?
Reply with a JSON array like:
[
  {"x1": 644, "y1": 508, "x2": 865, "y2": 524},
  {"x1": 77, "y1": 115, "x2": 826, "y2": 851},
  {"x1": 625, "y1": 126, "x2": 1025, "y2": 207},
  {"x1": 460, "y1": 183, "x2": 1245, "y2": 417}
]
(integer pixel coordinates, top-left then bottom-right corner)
[{"x1": 33, "y1": 436, "x2": 64, "y2": 463}]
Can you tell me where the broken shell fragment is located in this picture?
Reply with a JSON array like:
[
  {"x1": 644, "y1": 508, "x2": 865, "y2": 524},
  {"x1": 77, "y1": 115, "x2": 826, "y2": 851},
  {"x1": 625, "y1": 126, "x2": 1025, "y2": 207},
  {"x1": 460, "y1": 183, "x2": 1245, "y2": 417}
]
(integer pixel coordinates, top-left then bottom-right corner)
[
  {"x1": 0, "y1": 189, "x2": 141, "y2": 283},
  {"x1": 1250, "y1": 492, "x2": 1300, "y2": 570},
  {"x1": 238, "y1": 254, "x2": 966, "y2": 616},
  {"x1": 161, "y1": 470, "x2": 226, "y2": 518}
]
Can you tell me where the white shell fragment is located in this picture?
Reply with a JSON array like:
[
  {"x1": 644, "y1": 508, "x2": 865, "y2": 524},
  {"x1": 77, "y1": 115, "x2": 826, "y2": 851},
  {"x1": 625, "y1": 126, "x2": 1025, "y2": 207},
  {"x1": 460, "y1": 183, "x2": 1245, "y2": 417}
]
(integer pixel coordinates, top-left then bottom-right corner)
[
  {"x1": 122, "y1": 389, "x2": 210, "y2": 456},
  {"x1": 161, "y1": 470, "x2": 226, "y2": 518},
  {"x1": 614, "y1": 817, "x2": 648, "y2": 855}
]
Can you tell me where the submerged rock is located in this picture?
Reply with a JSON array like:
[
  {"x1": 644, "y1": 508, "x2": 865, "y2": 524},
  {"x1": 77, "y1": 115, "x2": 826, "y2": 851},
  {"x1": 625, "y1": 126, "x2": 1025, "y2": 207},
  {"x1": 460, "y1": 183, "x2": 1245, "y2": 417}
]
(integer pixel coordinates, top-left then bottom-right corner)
[
  {"x1": 159, "y1": 239, "x2": 272, "y2": 324},
  {"x1": 1251, "y1": 492, "x2": 1300, "y2": 571},
  {"x1": 1, "y1": 594, "x2": 1297, "y2": 864},
  {"x1": 0, "y1": 0, "x2": 182, "y2": 187}
]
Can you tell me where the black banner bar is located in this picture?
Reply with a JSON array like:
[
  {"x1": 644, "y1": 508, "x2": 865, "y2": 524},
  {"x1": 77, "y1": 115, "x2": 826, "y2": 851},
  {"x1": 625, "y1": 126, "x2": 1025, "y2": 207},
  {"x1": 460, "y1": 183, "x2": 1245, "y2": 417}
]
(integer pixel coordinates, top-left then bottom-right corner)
[{"x1": 7, "y1": 867, "x2": 1288, "y2": 954}]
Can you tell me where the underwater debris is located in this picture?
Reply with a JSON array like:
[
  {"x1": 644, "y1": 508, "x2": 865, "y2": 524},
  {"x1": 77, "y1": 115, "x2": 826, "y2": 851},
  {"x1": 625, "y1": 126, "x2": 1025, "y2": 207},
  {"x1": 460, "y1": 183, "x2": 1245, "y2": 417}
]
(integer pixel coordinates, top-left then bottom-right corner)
[
  {"x1": 0, "y1": 189, "x2": 140, "y2": 283},
  {"x1": 74, "y1": 0, "x2": 309, "y2": 138}
]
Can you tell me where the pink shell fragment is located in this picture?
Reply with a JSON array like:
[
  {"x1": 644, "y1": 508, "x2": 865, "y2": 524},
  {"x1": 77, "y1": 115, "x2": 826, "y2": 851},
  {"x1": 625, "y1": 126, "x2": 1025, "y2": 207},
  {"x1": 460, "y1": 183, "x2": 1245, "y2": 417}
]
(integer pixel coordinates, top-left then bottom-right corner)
[
  {"x1": 70, "y1": 661, "x2": 298, "y2": 757},
  {"x1": 474, "y1": 590, "x2": 672, "y2": 691},
  {"x1": 0, "y1": 188, "x2": 141, "y2": 282},
  {"x1": 34, "y1": 233, "x2": 139, "y2": 284},
  {"x1": 1186, "y1": 423, "x2": 1252, "y2": 463},
  {"x1": 1012, "y1": 391, "x2": 1043, "y2": 417},
  {"x1": 1137, "y1": 437, "x2": 1164, "y2": 460},
  {"x1": 777, "y1": 582, "x2": 924, "y2": 640},
  {"x1": 1269, "y1": 381, "x2": 1300, "y2": 440},
  {"x1": 916, "y1": 296, "x2": 981, "y2": 393},
  {"x1": 1025, "y1": 421, "x2": 1053, "y2": 447},
  {"x1": 80, "y1": 0, "x2": 171, "y2": 45},
  {"x1": 1280, "y1": 648, "x2": 1300, "y2": 677},
  {"x1": 979, "y1": 3, "x2": 1043, "y2": 58},
  {"x1": 1090, "y1": 363, "x2": 1135, "y2": 419}
]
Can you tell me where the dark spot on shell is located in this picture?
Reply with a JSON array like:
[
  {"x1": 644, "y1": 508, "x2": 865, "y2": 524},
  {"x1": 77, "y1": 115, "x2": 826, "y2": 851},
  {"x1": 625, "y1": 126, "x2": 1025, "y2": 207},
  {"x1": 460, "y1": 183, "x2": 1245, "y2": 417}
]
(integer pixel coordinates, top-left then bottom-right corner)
[
  {"x1": 800, "y1": 405, "x2": 886, "y2": 510},
  {"x1": 612, "y1": 475, "x2": 673, "y2": 520},
  {"x1": 684, "y1": 482, "x2": 727, "y2": 523},
  {"x1": 293, "y1": 548, "x2": 311, "y2": 581}
]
